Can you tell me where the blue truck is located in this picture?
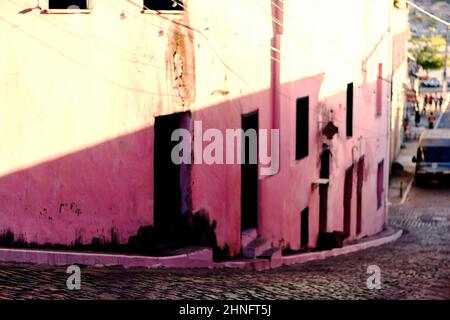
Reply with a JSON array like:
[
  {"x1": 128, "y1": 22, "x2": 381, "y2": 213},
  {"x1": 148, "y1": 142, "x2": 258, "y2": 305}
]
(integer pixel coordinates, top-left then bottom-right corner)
[{"x1": 413, "y1": 129, "x2": 450, "y2": 186}]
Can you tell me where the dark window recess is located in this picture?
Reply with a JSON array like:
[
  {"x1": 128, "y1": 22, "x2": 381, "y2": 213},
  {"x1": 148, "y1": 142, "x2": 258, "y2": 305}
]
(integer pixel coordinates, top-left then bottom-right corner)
[
  {"x1": 346, "y1": 83, "x2": 354, "y2": 137},
  {"x1": 144, "y1": 0, "x2": 184, "y2": 10},
  {"x1": 296, "y1": 96, "x2": 309, "y2": 160},
  {"x1": 300, "y1": 207, "x2": 309, "y2": 248},
  {"x1": 343, "y1": 165, "x2": 353, "y2": 236},
  {"x1": 376, "y1": 63, "x2": 383, "y2": 116},
  {"x1": 48, "y1": 0, "x2": 88, "y2": 9},
  {"x1": 356, "y1": 157, "x2": 365, "y2": 235},
  {"x1": 377, "y1": 160, "x2": 384, "y2": 209}
]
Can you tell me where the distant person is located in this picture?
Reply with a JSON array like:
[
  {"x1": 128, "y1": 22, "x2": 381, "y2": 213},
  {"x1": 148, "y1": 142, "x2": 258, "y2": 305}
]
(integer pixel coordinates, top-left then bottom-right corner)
[
  {"x1": 439, "y1": 95, "x2": 444, "y2": 110},
  {"x1": 424, "y1": 94, "x2": 428, "y2": 107},
  {"x1": 415, "y1": 109, "x2": 421, "y2": 127},
  {"x1": 428, "y1": 112, "x2": 436, "y2": 129},
  {"x1": 428, "y1": 95, "x2": 434, "y2": 107},
  {"x1": 403, "y1": 116, "x2": 409, "y2": 137},
  {"x1": 435, "y1": 94, "x2": 439, "y2": 109}
]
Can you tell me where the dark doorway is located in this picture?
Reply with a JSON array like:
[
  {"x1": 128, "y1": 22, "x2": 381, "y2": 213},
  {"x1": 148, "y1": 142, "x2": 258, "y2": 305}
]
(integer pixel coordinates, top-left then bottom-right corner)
[
  {"x1": 343, "y1": 165, "x2": 354, "y2": 236},
  {"x1": 154, "y1": 113, "x2": 191, "y2": 239},
  {"x1": 356, "y1": 157, "x2": 365, "y2": 235},
  {"x1": 300, "y1": 207, "x2": 309, "y2": 248},
  {"x1": 377, "y1": 160, "x2": 385, "y2": 209},
  {"x1": 241, "y1": 112, "x2": 259, "y2": 231},
  {"x1": 319, "y1": 150, "x2": 330, "y2": 233}
]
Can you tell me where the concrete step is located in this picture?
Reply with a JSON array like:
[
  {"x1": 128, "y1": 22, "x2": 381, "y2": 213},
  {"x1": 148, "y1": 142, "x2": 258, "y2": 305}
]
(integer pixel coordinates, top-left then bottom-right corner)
[
  {"x1": 257, "y1": 247, "x2": 281, "y2": 260},
  {"x1": 242, "y1": 237, "x2": 271, "y2": 259},
  {"x1": 257, "y1": 247, "x2": 282, "y2": 269},
  {"x1": 241, "y1": 228, "x2": 258, "y2": 249}
]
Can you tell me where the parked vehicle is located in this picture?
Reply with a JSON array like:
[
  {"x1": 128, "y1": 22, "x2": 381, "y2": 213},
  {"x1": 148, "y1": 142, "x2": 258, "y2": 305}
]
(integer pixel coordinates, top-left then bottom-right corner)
[
  {"x1": 420, "y1": 78, "x2": 441, "y2": 88},
  {"x1": 427, "y1": 78, "x2": 441, "y2": 88},
  {"x1": 420, "y1": 80, "x2": 428, "y2": 87},
  {"x1": 413, "y1": 129, "x2": 450, "y2": 186}
]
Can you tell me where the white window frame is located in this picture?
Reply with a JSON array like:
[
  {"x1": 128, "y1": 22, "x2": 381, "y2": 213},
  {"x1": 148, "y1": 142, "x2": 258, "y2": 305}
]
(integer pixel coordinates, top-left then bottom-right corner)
[
  {"x1": 141, "y1": 0, "x2": 184, "y2": 15},
  {"x1": 42, "y1": 0, "x2": 93, "y2": 14}
]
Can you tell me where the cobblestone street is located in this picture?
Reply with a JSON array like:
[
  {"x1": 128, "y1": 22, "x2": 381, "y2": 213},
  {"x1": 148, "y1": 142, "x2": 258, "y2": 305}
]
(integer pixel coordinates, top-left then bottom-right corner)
[
  {"x1": 1, "y1": 0, "x2": 450, "y2": 303},
  {"x1": 0, "y1": 184, "x2": 448, "y2": 300}
]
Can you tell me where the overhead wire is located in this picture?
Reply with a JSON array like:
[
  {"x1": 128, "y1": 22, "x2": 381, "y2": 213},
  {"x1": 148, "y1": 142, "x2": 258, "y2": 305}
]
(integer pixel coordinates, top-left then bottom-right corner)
[{"x1": 3, "y1": 0, "x2": 393, "y2": 139}]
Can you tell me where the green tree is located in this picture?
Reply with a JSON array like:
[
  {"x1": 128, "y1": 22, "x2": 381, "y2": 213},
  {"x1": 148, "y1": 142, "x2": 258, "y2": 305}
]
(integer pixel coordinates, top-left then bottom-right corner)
[{"x1": 410, "y1": 33, "x2": 445, "y2": 76}]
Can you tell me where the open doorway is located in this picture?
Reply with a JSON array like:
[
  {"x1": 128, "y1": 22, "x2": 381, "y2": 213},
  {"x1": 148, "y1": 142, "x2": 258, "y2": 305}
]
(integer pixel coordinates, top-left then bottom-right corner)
[
  {"x1": 343, "y1": 165, "x2": 354, "y2": 236},
  {"x1": 300, "y1": 207, "x2": 309, "y2": 248},
  {"x1": 319, "y1": 149, "x2": 330, "y2": 233},
  {"x1": 241, "y1": 112, "x2": 259, "y2": 231},
  {"x1": 154, "y1": 112, "x2": 191, "y2": 242},
  {"x1": 356, "y1": 157, "x2": 365, "y2": 235}
]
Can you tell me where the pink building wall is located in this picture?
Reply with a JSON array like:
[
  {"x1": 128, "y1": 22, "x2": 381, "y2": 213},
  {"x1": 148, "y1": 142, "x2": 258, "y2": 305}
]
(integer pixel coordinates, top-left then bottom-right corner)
[{"x1": 0, "y1": 0, "x2": 392, "y2": 257}]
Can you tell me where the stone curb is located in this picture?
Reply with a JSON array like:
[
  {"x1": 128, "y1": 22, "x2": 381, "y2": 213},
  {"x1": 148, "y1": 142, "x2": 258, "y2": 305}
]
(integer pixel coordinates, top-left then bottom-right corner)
[
  {"x1": 0, "y1": 247, "x2": 213, "y2": 269},
  {"x1": 399, "y1": 177, "x2": 414, "y2": 205},
  {"x1": 0, "y1": 230, "x2": 403, "y2": 271},
  {"x1": 281, "y1": 229, "x2": 403, "y2": 267},
  {"x1": 214, "y1": 229, "x2": 403, "y2": 271}
]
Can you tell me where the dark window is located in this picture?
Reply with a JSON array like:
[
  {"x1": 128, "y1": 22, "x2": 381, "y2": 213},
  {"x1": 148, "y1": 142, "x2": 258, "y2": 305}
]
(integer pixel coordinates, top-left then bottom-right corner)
[
  {"x1": 144, "y1": 0, "x2": 184, "y2": 11},
  {"x1": 300, "y1": 207, "x2": 309, "y2": 248},
  {"x1": 376, "y1": 63, "x2": 383, "y2": 116},
  {"x1": 346, "y1": 83, "x2": 353, "y2": 137},
  {"x1": 377, "y1": 160, "x2": 384, "y2": 209},
  {"x1": 320, "y1": 150, "x2": 330, "y2": 179},
  {"x1": 296, "y1": 97, "x2": 309, "y2": 160},
  {"x1": 48, "y1": 0, "x2": 88, "y2": 9}
]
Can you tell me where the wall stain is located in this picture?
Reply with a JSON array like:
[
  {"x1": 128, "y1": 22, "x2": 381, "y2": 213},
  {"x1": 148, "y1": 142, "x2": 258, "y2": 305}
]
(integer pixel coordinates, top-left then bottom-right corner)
[
  {"x1": 167, "y1": 19, "x2": 196, "y2": 108},
  {"x1": 0, "y1": 210, "x2": 229, "y2": 261},
  {"x1": 59, "y1": 202, "x2": 82, "y2": 216}
]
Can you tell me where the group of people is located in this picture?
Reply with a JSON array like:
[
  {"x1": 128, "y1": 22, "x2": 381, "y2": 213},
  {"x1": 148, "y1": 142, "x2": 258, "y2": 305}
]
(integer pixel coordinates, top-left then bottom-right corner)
[
  {"x1": 414, "y1": 93, "x2": 443, "y2": 129},
  {"x1": 415, "y1": 108, "x2": 436, "y2": 129},
  {"x1": 423, "y1": 94, "x2": 444, "y2": 110}
]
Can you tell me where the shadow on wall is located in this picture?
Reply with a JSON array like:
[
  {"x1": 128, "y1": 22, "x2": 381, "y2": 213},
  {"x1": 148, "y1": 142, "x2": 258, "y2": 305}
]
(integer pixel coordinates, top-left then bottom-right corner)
[
  {"x1": 0, "y1": 108, "x2": 231, "y2": 259},
  {"x1": 0, "y1": 209, "x2": 228, "y2": 259},
  {"x1": 0, "y1": 72, "x2": 385, "y2": 259},
  {"x1": 127, "y1": 209, "x2": 230, "y2": 260}
]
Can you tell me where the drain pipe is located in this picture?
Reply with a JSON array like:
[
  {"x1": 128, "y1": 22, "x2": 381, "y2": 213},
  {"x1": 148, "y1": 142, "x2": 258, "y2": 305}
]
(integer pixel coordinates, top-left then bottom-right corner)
[
  {"x1": 269, "y1": 0, "x2": 283, "y2": 176},
  {"x1": 385, "y1": 2, "x2": 394, "y2": 229}
]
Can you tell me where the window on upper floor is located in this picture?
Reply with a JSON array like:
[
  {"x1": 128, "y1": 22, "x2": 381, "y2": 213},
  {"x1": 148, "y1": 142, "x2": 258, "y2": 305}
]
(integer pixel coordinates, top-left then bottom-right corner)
[
  {"x1": 376, "y1": 63, "x2": 383, "y2": 116},
  {"x1": 346, "y1": 83, "x2": 354, "y2": 138},
  {"x1": 48, "y1": 0, "x2": 89, "y2": 10},
  {"x1": 296, "y1": 96, "x2": 309, "y2": 160},
  {"x1": 377, "y1": 160, "x2": 384, "y2": 209},
  {"x1": 143, "y1": 0, "x2": 184, "y2": 11}
]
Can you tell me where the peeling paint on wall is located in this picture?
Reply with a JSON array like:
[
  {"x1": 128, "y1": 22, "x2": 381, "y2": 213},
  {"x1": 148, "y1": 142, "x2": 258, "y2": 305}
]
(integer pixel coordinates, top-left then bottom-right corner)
[{"x1": 167, "y1": 19, "x2": 196, "y2": 108}]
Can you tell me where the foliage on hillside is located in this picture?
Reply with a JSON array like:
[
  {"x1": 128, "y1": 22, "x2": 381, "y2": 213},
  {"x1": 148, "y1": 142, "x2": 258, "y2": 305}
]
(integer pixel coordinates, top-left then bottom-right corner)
[{"x1": 410, "y1": 32, "x2": 446, "y2": 73}]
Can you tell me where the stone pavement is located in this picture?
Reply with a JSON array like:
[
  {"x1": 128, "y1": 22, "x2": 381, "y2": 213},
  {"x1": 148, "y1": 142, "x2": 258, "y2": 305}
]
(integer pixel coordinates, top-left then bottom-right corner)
[{"x1": 0, "y1": 183, "x2": 448, "y2": 300}]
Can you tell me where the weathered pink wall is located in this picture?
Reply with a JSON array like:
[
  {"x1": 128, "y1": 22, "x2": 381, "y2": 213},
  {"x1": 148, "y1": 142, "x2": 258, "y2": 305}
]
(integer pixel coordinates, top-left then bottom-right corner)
[
  {"x1": 0, "y1": 129, "x2": 154, "y2": 245},
  {"x1": 0, "y1": 0, "x2": 392, "y2": 257}
]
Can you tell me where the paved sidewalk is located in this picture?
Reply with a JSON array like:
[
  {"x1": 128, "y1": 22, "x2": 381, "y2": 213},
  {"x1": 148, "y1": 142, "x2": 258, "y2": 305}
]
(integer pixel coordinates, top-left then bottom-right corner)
[
  {"x1": 389, "y1": 121, "x2": 423, "y2": 206},
  {"x1": 389, "y1": 97, "x2": 450, "y2": 205}
]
